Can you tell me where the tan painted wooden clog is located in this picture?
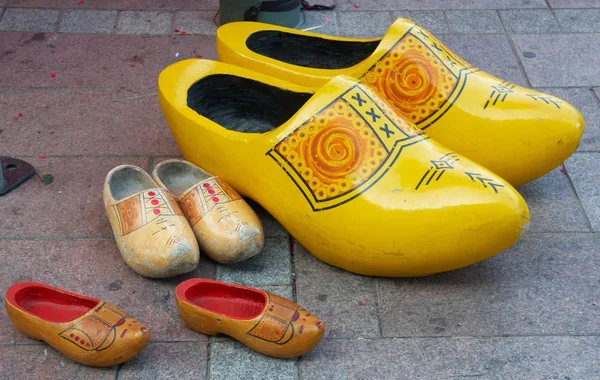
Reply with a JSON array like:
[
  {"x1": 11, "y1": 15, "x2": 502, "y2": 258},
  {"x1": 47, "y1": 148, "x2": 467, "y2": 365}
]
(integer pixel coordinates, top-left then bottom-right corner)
[
  {"x1": 103, "y1": 165, "x2": 200, "y2": 278},
  {"x1": 175, "y1": 278, "x2": 324, "y2": 358},
  {"x1": 152, "y1": 159, "x2": 264, "y2": 264},
  {"x1": 4, "y1": 282, "x2": 150, "y2": 367}
]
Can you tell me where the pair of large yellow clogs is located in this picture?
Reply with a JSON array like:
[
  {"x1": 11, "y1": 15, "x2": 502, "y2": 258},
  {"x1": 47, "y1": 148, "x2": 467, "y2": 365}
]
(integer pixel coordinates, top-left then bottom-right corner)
[{"x1": 157, "y1": 19, "x2": 584, "y2": 277}]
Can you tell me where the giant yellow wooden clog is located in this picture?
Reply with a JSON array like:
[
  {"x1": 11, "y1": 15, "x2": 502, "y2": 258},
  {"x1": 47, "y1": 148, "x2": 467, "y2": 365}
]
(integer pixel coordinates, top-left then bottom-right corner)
[
  {"x1": 216, "y1": 19, "x2": 584, "y2": 186},
  {"x1": 158, "y1": 59, "x2": 529, "y2": 277}
]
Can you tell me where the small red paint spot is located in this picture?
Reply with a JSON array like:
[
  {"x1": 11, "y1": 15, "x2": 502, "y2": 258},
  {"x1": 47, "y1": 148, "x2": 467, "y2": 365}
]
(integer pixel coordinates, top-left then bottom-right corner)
[
  {"x1": 86, "y1": 343, "x2": 90, "y2": 347},
  {"x1": 120, "y1": 329, "x2": 128, "y2": 338},
  {"x1": 202, "y1": 183, "x2": 210, "y2": 188},
  {"x1": 38, "y1": 155, "x2": 47, "y2": 159},
  {"x1": 18, "y1": 113, "x2": 23, "y2": 117},
  {"x1": 140, "y1": 327, "x2": 148, "y2": 335},
  {"x1": 78, "y1": 0, "x2": 83, "y2": 4},
  {"x1": 153, "y1": 209, "x2": 161, "y2": 215},
  {"x1": 75, "y1": 336, "x2": 80, "y2": 341},
  {"x1": 174, "y1": 29, "x2": 180, "y2": 33},
  {"x1": 292, "y1": 311, "x2": 300, "y2": 321},
  {"x1": 353, "y1": 4, "x2": 359, "y2": 8},
  {"x1": 299, "y1": 325, "x2": 304, "y2": 334},
  {"x1": 212, "y1": 197, "x2": 219, "y2": 203},
  {"x1": 151, "y1": 199, "x2": 159, "y2": 206},
  {"x1": 559, "y1": 164, "x2": 565, "y2": 173},
  {"x1": 316, "y1": 321, "x2": 323, "y2": 329},
  {"x1": 208, "y1": 189, "x2": 215, "y2": 195},
  {"x1": 359, "y1": 301, "x2": 367, "y2": 306},
  {"x1": 115, "y1": 317, "x2": 126, "y2": 327},
  {"x1": 193, "y1": 48, "x2": 202, "y2": 58},
  {"x1": 70, "y1": 333, "x2": 74, "y2": 338},
  {"x1": 51, "y1": 72, "x2": 55, "y2": 78},
  {"x1": 113, "y1": 25, "x2": 116, "y2": 28},
  {"x1": 180, "y1": 31, "x2": 187, "y2": 35},
  {"x1": 148, "y1": 191, "x2": 156, "y2": 196}
]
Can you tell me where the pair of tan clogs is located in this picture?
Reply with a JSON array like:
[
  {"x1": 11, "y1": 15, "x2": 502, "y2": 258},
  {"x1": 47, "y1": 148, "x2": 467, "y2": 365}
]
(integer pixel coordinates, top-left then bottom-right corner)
[
  {"x1": 103, "y1": 159, "x2": 264, "y2": 278},
  {"x1": 4, "y1": 280, "x2": 324, "y2": 366}
]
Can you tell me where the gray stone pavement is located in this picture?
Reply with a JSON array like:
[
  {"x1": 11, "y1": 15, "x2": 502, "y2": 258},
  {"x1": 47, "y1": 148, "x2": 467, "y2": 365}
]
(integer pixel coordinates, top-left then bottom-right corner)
[{"x1": 1, "y1": 0, "x2": 599, "y2": 379}]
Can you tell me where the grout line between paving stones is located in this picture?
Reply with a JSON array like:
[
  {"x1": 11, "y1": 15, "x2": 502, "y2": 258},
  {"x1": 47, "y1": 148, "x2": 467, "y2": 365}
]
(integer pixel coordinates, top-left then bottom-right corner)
[
  {"x1": 505, "y1": 33, "x2": 534, "y2": 88},
  {"x1": 54, "y1": 8, "x2": 64, "y2": 33},
  {"x1": 290, "y1": 236, "x2": 297, "y2": 301},
  {"x1": 563, "y1": 160, "x2": 596, "y2": 232},
  {"x1": 206, "y1": 337, "x2": 213, "y2": 380},
  {"x1": 112, "y1": 10, "x2": 121, "y2": 34}
]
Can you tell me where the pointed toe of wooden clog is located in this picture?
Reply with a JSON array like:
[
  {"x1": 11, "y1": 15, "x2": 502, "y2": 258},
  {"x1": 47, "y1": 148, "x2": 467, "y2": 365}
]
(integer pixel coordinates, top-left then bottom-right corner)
[
  {"x1": 175, "y1": 279, "x2": 324, "y2": 358},
  {"x1": 152, "y1": 159, "x2": 264, "y2": 264},
  {"x1": 4, "y1": 282, "x2": 150, "y2": 367},
  {"x1": 215, "y1": 19, "x2": 584, "y2": 186},
  {"x1": 103, "y1": 165, "x2": 199, "y2": 278}
]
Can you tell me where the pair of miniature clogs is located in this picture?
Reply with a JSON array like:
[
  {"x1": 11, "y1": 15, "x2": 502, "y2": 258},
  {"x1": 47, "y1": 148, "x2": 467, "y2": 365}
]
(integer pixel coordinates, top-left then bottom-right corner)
[
  {"x1": 103, "y1": 159, "x2": 264, "y2": 278},
  {"x1": 157, "y1": 18, "x2": 585, "y2": 277},
  {"x1": 4, "y1": 280, "x2": 323, "y2": 366}
]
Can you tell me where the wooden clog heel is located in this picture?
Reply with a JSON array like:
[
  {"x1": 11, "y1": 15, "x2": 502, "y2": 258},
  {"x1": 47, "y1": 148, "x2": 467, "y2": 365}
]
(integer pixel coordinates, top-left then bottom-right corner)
[
  {"x1": 103, "y1": 165, "x2": 200, "y2": 278},
  {"x1": 175, "y1": 279, "x2": 324, "y2": 358},
  {"x1": 4, "y1": 282, "x2": 150, "y2": 367},
  {"x1": 152, "y1": 159, "x2": 264, "y2": 264}
]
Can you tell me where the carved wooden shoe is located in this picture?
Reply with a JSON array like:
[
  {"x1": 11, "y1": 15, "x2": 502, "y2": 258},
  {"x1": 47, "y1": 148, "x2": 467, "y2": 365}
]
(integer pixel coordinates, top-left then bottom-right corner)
[
  {"x1": 175, "y1": 278, "x2": 324, "y2": 358},
  {"x1": 4, "y1": 282, "x2": 150, "y2": 367},
  {"x1": 103, "y1": 165, "x2": 199, "y2": 278},
  {"x1": 216, "y1": 19, "x2": 584, "y2": 186},
  {"x1": 157, "y1": 59, "x2": 529, "y2": 277},
  {"x1": 152, "y1": 159, "x2": 264, "y2": 264}
]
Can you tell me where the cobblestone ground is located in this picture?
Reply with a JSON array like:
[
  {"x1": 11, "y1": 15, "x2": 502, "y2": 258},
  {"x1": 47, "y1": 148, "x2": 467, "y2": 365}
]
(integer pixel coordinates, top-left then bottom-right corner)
[{"x1": 0, "y1": 0, "x2": 599, "y2": 379}]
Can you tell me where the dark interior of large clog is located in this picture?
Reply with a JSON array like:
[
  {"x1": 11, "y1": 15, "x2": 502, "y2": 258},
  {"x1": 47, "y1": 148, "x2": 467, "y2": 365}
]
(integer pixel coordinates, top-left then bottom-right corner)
[
  {"x1": 246, "y1": 31, "x2": 381, "y2": 69},
  {"x1": 184, "y1": 282, "x2": 266, "y2": 319},
  {"x1": 187, "y1": 74, "x2": 313, "y2": 133},
  {"x1": 14, "y1": 286, "x2": 98, "y2": 323}
]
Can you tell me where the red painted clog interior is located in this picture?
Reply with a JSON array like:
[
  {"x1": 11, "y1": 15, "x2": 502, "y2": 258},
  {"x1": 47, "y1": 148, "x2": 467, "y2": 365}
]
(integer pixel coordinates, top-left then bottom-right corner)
[
  {"x1": 180, "y1": 280, "x2": 266, "y2": 319},
  {"x1": 6, "y1": 282, "x2": 99, "y2": 323}
]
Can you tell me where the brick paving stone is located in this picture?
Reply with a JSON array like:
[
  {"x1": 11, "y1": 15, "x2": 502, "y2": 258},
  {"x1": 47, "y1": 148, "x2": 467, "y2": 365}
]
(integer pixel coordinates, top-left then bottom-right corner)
[
  {"x1": 300, "y1": 336, "x2": 600, "y2": 379},
  {"x1": 0, "y1": 0, "x2": 6, "y2": 7},
  {"x1": 549, "y1": 0, "x2": 600, "y2": 7},
  {"x1": 0, "y1": 88, "x2": 179, "y2": 156},
  {"x1": 0, "y1": 344, "x2": 117, "y2": 379},
  {"x1": 300, "y1": 10, "x2": 338, "y2": 36},
  {"x1": 500, "y1": 9, "x2": 561, "y2": 33},
  {"x1": 338, "y1": 11, "x2": 392, "y2": 36},
  {"x1": 446, "y1": 10, "x2": 504, "y2": 34},
  {"x1": 0, "y1": 239, "x2": 214, "y2": 343},
  {"x1": 0, "y1": 33, "x2": 169, "y2": 88},
  {"x1": 555, "y1": 9, "x2": 600, "y2": 32},
  {"x1": 216, "y1": 237, "x2": 291, "y2": 286},
  {"x1": 118, "y1": 10, "x2": 172, "y2": 35},
  {"x1": 377, "y1": 233, "x2": 600, "y2": 337},
  {"x1": 59, "y1": 9, "x2": 118, "y2": 34},
  {"x1": 294, "y1": 244, "x2": 380, "y2": 339},
  {"x1": 118, "y1": 342, "x2": 208, "y2": 379},
  {"x1": 518, "y1": 168, "x2": 589, "y2": 232},
  {"x1": 565, "y1": 153, "x2": 600, "y2": 231},
  {"x1": 173, "y1": 11, "x2": 218, "y2": 35},
  {"x1": 512, "y1": 34, "x2": 600, "y2": 87},
  {"x1": 439, "y1": 34, "x2": 528, "y2": 86},
  {"x1": 336, "y1": 0, "x2": 548, "y2": 11},
  {"x1": 542, "y1": 87, "x2": 600, "y2": 151},
  {"x1": 392, "y1": 10, "x2": 448, "y2": 34},
  {"x1": 0, "y1": 8, "x2": 59, "y2": 32},
  {"x1": 168, "y1": 35, "x2": 218, "y2": 64},
  {"x1": 8, "y1": 0, "x2": 219, "y2": 10},
  {"x1": 210, "y1": 341, "x2": 296, "y2": 380},
  {"x1": 0, "y1": 156, "x2": 148, "y2": 239}
]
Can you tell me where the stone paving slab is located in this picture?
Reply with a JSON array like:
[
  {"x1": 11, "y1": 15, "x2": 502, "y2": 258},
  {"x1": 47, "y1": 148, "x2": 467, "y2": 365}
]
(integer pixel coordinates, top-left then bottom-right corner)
[
  {"x1": 376, "y1": 233, "x2": 600, "y2": 337},
  {"x1": 0, "y1": 239, "x2": 216, "y2": 343},
  {"x1": 0, "y1": 156, "x2": 148, "y2": 238},
  {"x1": 0, "y1": 8, "x2": 59, "y2": 32},
  {"x1": 118, "y1": 342, "x2": 208, "y2": 379},
  {"x1": 392, "y1": 10, "x2": 448, "y2": 34},
  {"x1": 338, "y1": 11, "x2": 392, "y2": 36},
  {"x1": 300, "y1": 336, "x2": 600, "y2": 379},
  {"x1": 294, "y1": 244, "x2": 380, "y2": 339},
  {"x1": 512, "y1": 33, "x2": 600, "y2": 87},
  {"x1": 8, "y1": 0, "x2": 219, "y2": 11},
  {"x1": 439, "y1": 34, "x2": 529, "y2": 87},
  {"x1": 59, "y1": 9, "x2": 118, "y2": 34},
  {"x1": 0, "y1": 32, "x2": 169, "y2": 88},
  {"x1": 555, "y1": 9, "x2": 600, "y2": 32},
  {"x1": 565, "y1": 153, "x2": 600, "y2": 231},
  {"x1": 542, "y1": 87, "x2": 600, "y2": 152},
  {"x1": 173, "y1": 11, "x2": 218, "y2": 36},
  {"x1": 518, "y1": 168, "x2": 589, "y2": 232},
  {"x1": 500, "y1": 9, "x2": 562, "y2": 34},
  {"x1": 301, "y1": 10, "x2": 338, "y2": 36},
  {"x1": 446, "y1": 10, "x2": 505, "y2": 34},
  {"x1": 216, "y1": 237, "x2": 292, "y2": 286},
  {"x1": 0, "y1": 88, "x2": 178, "y2": 156},
  {"x1": 168, "y1": 35, "x2": 218, "y2": 64},
  {"x1": 118, "y1": 10, "x2": 172, "y2": 35},
  {"x1": 549, "y1": 0, "x2": 600, "y2": 8},
  {"x1": 0, "y1": 343, "x2": 117, "y2": 379},
  {"x1": 336, "y1": 0, "x2": 548, "y2": 11}
]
